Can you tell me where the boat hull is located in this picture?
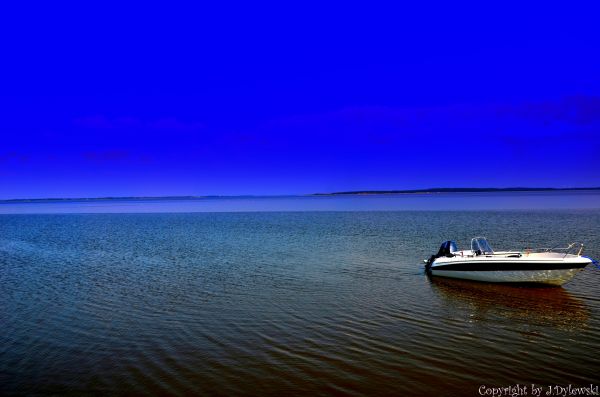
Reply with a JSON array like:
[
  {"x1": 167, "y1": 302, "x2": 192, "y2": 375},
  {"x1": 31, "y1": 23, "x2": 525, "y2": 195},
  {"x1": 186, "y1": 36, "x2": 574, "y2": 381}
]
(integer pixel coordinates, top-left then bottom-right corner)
[
  {"x1": 429, "y1": 259, "x2": 590, "y2": 286},
  {"x1": 430, "y1": 267, "x2": 585, "y2": 286}
]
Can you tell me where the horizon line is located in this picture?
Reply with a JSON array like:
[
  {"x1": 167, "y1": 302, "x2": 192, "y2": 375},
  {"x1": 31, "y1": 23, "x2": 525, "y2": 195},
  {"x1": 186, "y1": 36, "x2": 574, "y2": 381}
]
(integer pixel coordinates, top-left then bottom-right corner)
[{"x1": 2, "y1": 187, "x2": 600, "y2": 203}]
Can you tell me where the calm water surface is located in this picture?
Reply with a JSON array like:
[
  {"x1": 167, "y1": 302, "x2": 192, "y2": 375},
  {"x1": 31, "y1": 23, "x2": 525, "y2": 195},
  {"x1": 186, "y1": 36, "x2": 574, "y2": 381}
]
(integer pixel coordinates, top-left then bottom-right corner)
[{"x1": 1, "y1": 207, "x2": 600, "y2": 395}]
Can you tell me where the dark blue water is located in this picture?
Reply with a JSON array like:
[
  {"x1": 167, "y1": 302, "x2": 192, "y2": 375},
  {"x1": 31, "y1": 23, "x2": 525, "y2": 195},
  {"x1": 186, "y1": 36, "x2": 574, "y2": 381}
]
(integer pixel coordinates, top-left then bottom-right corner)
[{"x1": 1, "y1": 206, "x2": 600, "y2": 395}]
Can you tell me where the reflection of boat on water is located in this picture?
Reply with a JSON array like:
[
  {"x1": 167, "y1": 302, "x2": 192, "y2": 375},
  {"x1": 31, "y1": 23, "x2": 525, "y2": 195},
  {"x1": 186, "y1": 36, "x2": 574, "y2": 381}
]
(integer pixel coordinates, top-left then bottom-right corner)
[
  {"x1": 424, "y1": 237, "x2": 596, "y2": 286},
  {"x1": 429, "y1": 276, "x2": 589, "y2": 329}
]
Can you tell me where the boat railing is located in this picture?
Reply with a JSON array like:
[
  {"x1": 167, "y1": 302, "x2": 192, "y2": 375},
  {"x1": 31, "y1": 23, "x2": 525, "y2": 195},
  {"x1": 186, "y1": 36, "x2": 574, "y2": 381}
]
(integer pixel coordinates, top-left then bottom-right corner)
[
  {"x1": 522, "y1": 242, "x2": 584, "y2": 257},
  {"x1": 451, "y1": 243, "x2": 585, "y2": 258}
]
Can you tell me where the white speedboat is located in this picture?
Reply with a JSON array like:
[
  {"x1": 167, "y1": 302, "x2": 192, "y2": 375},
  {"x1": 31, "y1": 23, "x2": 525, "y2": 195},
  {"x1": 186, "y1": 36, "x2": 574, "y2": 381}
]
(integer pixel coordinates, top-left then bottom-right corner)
[{"x1": 424, "y1": 237, "x2": 596, "y2": 286}]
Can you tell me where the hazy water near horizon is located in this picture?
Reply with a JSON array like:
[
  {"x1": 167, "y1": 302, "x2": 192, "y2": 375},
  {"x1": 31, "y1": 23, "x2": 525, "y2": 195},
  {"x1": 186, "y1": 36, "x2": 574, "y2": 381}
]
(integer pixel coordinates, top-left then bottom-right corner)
[
  {"x1": 1, "y1": 209, "x2": 600, "y2": 396},
  {"x1": 1, "y1": 190, "x2": 600, "y2": 214}
]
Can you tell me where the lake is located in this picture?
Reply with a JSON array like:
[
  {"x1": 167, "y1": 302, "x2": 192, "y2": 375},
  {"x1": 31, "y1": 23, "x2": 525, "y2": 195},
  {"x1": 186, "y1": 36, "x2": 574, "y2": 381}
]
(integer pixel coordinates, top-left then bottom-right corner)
[{"x1": 1, "y1": 193, "x2": 599, "y2": 395}]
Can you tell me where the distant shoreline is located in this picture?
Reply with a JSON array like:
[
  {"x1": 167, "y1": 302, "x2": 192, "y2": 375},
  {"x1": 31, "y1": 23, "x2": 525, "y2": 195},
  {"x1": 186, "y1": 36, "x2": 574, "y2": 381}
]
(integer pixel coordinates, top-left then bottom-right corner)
[
  {"x1": 314, "y1": 187, "x2": 600, "y2": 196},
  {"x1": 1, "y1": 187, "x2": 600, "y2": 203}
]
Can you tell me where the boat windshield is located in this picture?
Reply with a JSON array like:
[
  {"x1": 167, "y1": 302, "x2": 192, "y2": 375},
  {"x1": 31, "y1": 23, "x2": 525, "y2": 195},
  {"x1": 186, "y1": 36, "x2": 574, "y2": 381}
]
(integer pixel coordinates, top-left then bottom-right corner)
[
  {"x1": 471, "y1": 237, "x2": 494, "y2": 254},
  {"x1": 449, "y1": 241, "x2": 458, "y2": 253}
]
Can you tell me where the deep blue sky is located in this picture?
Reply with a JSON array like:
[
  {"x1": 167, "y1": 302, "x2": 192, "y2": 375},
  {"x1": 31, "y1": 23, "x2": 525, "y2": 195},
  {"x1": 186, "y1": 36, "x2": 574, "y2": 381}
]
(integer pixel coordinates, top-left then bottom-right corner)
[{"x1": 1, "y1": 3, "x2": 599, "y2": 199}]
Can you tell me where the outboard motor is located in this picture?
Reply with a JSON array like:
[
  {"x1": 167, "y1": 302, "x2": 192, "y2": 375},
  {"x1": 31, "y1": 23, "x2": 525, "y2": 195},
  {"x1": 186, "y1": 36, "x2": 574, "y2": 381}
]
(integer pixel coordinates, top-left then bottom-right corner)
[{"x1": 425, "y1": 241, "x2": 458, "y2": 271}]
